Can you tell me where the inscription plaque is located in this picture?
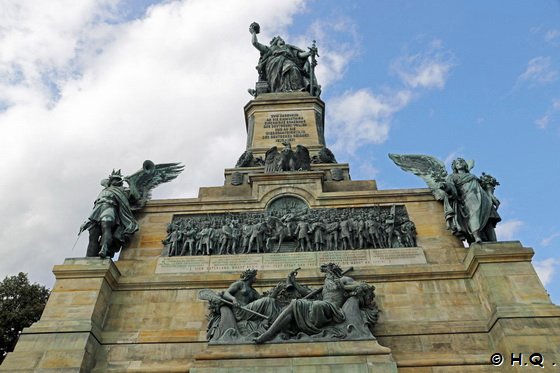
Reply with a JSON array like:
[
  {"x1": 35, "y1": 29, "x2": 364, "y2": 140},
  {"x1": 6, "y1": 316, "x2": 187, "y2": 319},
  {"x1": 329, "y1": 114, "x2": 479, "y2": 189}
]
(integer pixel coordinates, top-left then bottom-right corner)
[
  {"x1": 369, "y1": 247, "x2": 426, "y2": 265},
  {"x1": 155, "y1": 247, "x2": 427, "y2": 274},
  {"x1": 209, "y1": 254, "x2": 263, "y2": 272},
  {"x1": 318, "y1": 250, "x2": 369, "y2": 268},
  {"x1": 156, "y1": 256, "x2": 209, "y2": 273},
  {"x1": 262, "y1": 251, "x2": 316, "y2": 270},
  {"x1": 262, "y1": 112, "x2": 310, "y2": 143}
]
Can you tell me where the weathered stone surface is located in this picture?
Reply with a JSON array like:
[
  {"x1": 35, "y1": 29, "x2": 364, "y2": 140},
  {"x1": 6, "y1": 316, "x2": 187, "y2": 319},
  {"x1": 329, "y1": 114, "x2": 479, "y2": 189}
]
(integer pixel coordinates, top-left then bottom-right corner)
[
  {"x1": 4, "y1": 139, "x2": 560, "y2": 373},
  {"x1": 191, "y1": 340, "x2": 396, "y2": 373},
  {"x1": 155, "y1": 247, "x2": 426, "y2": 274},
  {"x1": 244, "y1": 93, "x2": 325, "y2": 159}
]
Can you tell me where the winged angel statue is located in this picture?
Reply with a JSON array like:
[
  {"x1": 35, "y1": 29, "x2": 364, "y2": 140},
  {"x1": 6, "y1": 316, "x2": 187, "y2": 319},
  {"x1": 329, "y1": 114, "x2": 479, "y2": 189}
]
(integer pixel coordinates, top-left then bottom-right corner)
[
  {"x1": 389, "y1": 154, "x2": 501, "y2": 245},
  {"x1": 80, "y1": 160, "x2": 184, "y2": 258}
]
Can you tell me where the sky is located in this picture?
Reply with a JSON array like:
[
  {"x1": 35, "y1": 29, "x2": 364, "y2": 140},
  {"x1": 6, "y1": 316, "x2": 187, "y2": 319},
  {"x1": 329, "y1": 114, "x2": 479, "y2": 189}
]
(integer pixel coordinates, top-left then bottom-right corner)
[{"x1": 0, "y1": 0, "x2": 559, "y2": 303}]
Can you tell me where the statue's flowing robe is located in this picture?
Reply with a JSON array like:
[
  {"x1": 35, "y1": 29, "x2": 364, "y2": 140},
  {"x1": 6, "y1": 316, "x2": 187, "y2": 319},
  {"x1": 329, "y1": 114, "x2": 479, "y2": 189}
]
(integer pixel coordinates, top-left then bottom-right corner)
[
  {"x1": 258, "y1": 44, "x2": 309, "y2": 92},
  {"x1": 443, "y1": 172, "x2": 500, "y2": 241},
  {"x1": 290, "y1": 277, "x2": 346, "y2": 335},
  {"x1": 291, "y1": 299, "x2": 345, "y2": 335},
  {"x1": 88, "y1": 186, "x2": 139, "y2": 243}
]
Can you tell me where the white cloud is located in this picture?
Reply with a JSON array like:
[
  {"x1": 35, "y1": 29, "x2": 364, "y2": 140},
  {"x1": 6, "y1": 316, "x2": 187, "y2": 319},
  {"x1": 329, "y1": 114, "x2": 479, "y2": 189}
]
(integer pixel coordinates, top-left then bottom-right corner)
[
  {"x1": 495, "y1": 219, "x2": 523, "y2": 241},
  {"x1": 327, "y1": 40, "x2": 455, "y2": 155},
  {"x1": 0, "y1": 0, "x2": 122, "y2": 108},
  {"x1": 541, "y1": 232, "x2": 560, "y2": 247},
  {"x1": 517, "y1": 56, "x2": 558, "y2": 86},
  {"x1": 358, "y1": 162, "x2": 379, "y2": 178},
  {"x1": 535, "y1": 98, "x2": 560, "y2": 130},
  {"x1": 534, "y1": 258, "x2": 560, "y2": 286},
  {"x1": 390, "y1": 39, "x2": 455, "y2": 89},
  {"x1": 545, "y1": 29, "x2": 560, "y2": 45},
  {"x1": 531, "y1": 27, "x2": 560, "y2": 46},
  {"x1": 327, "y1": 88, "x2": 411, "y2": 154},
  {"x1": 535, "y1": 114, "x2": 550, "y2": 129},
  {"x1": 0, "y1": 0, "x2": 309, "y2": 286},
  {"x1": 304, "y1": 18, "x2": 360, "y2": 89}
]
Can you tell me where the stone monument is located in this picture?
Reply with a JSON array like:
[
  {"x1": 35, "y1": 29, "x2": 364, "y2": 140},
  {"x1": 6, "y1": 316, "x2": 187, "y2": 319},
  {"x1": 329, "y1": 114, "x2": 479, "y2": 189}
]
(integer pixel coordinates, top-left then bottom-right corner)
[{"x1": 2, "y1": 23, "x2": 560, "y2": 373}]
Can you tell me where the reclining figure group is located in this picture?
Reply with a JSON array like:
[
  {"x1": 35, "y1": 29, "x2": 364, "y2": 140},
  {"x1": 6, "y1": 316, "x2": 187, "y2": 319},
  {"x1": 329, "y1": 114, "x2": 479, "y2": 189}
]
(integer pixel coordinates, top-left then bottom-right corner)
[{"x1": 202, "y1": 263, "x2": 379, "y2": 344}]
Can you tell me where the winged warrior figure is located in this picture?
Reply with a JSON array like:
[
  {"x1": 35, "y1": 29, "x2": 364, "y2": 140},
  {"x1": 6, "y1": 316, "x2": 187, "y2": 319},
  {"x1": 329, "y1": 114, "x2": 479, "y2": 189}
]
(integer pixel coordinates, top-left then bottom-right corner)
[{"x1": 80, "y1": 160, "x2": 184, "y2": 258}]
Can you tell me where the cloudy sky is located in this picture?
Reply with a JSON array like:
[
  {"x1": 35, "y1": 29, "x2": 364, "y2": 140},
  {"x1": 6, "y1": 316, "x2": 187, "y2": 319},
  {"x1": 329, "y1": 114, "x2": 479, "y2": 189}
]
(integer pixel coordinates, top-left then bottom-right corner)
[{"x1": 1, "y1": 0, "x2": 559, "y2": 303}]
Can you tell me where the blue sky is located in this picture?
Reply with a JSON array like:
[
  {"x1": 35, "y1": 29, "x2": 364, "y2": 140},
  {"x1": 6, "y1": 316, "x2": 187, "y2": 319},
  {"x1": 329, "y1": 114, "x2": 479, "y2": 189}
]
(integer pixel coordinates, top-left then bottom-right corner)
[{"x1": 0, "y1": 0, "x2": 558, "y2": 303}]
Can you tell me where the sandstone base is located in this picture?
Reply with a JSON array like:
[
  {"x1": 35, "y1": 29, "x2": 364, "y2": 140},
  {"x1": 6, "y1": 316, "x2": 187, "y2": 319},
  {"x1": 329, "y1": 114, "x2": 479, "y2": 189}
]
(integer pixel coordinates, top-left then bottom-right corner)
[{"x1": 191, "y1": 340, "x2": 397, "y2": 373}]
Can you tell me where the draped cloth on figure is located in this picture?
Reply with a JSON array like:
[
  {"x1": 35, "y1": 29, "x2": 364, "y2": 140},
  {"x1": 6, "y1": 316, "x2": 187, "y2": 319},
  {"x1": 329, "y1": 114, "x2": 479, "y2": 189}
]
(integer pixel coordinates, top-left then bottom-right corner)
[
  {"x1": 443, "y1": 172, "x2": 500, "y2": 241},
  {"x1": 87, "y1": 185, "x2": 139, "y2": 243},
  {"x1": 258, "y1": 44, "x2": 309, "y2": 93},
  {"x1": 291, "y1": 299, "x2": 345, "y2": 335}
]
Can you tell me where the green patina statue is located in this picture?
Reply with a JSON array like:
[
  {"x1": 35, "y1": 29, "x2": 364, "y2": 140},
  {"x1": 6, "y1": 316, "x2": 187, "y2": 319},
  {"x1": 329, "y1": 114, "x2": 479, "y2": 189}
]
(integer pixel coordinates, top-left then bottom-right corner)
[
  {"x1": 249, "y1": 22, "x2": 320, "y2": 96},
  {"x1": 199, "y1": 264, "x2": 378, "y2": 344},
  {"x1": 389, "y1": 154, "x2": 501, "y2": 245},
  {"x1": 80, "y1": 160, "x2": 184, "y2": 258}
]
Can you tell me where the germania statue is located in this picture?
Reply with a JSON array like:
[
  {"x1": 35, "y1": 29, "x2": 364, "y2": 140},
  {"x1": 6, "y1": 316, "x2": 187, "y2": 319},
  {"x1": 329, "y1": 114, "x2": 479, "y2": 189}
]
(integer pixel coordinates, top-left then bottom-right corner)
[{"x1": 249, "y1": 22, "x2": 320, "y2": 97}]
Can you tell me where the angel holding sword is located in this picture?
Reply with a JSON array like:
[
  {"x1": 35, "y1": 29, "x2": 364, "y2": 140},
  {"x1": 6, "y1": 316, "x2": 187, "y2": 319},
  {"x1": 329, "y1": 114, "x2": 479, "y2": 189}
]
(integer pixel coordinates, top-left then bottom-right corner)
[{"x1": 79, "y1": 160, "x2": 184, "y2": 258}]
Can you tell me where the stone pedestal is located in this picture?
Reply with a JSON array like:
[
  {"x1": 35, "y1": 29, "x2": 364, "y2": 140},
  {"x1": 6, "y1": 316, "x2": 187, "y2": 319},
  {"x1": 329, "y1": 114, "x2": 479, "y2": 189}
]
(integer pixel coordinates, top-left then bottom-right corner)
[
  {"x1": 244, "y1": 92, "x2": 325, "y2": 159},
  {"x1": 191, "y1": 340, "x2": 397, "y2": 373},
  {"x1": 3, "y1": 146, "x2": 560, "y2": 372},
  {"x1": 0, "y1": 258, "x2": 120, "y2": 373}
]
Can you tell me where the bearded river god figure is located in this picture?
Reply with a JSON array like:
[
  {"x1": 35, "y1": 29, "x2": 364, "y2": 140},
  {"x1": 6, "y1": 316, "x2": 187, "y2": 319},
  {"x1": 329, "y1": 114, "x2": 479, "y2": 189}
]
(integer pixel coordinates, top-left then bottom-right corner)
[
  {"x1": 389, "y1": 153, "x2": 501, "y2": 245},
  {"x1": 80, "y1": 160, "x2": 184, "y2": 258},
  {"x1": 249, "y1": 22, "x2": 320, "y2": 96},
  {"x1": 199, "y1": 264, "x2": 379, "y2": 344}
]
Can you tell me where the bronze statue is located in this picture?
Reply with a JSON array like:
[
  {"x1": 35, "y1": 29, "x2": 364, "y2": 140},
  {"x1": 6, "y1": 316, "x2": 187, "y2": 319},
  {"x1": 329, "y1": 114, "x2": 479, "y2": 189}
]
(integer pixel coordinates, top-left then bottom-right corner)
[
  {"x1": 200, "y1": 265, "x2": 378, "y2": 344},
  {"x1": 80, "y1": 160, "x2": 184, "y2": 258},
  {"x1": 389, "y1": 153, "x2": 501, "y2": 244},
  {"x1": 312, "y1": 146, "x2": 338, "y2": 164},
  {"x1": 164, "y1": 204, "x2": 417, "y2": 256},
  {"x1": 441, "y1": 158, "x2": 501, "y2": 243},
  {"x1": 264, "y1": 142, "x2": 312, "y2": 173},
  {"x1": 200, "y1": 269, "x2": 282, "y2": 344},
  {"x1": 253, "y1": 264, "x2": 378, "y2": 344},
  {"x1": 249, "y1": 22, "x2": 320, "y2": 96}
]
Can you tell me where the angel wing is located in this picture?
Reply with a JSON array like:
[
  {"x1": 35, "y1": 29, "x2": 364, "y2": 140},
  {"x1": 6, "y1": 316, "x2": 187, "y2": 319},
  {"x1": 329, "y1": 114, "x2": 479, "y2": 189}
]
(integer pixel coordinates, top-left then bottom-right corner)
[
  {"x1": 293, "y1": 145, "x2": 311, "y2": 171},
  {"x1": 388, "y1": 153, "x2": 448, "y2": 200},
  {"x1": 264, "y1": 146, "x2": 280, "y2": 172},
  {"x1": 126, "y1": 160, "x2": 184, "y2": 210}
]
